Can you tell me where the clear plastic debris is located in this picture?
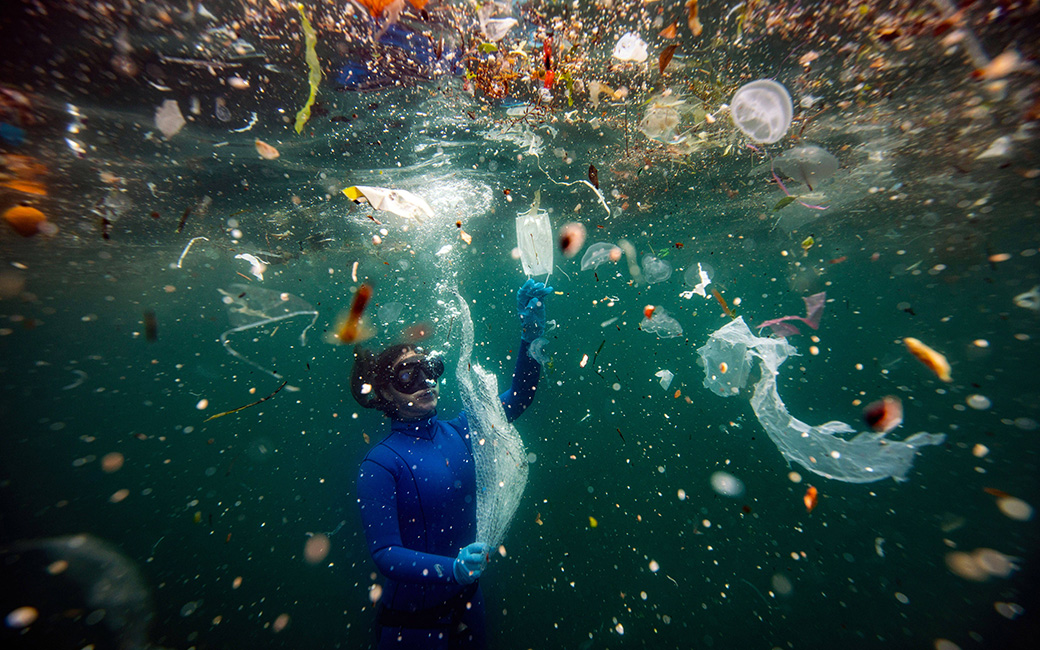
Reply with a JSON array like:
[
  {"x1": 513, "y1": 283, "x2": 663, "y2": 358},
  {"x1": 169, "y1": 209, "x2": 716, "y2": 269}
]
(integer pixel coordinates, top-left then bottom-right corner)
[
  {"x1": 698, "y1": 317, "x2": 945, "y2": 483},
  {"x1": 217, "y1": 284, "x2": 319, "y2": 381},
  {"x1": 612, "y1": 32, "x2": 649, "y2": 63},
  {"x1": 1013, "y1": 285, "x2": 1039, "y2": 311},
  {"x1": 453, "y1": 289, "x2": 528, "y2": 549},
  {"x1": 655, "y1": 369, "x2": 674, "y2": 390},
  {"x1": 154, "y1": 99, "x2": 186, "y2": 139}
]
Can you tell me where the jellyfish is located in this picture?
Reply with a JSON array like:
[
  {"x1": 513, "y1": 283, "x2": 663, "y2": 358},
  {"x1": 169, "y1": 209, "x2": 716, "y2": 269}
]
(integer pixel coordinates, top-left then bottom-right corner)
[
  {"x1": 0, "y1": 535, "x2": 156, "y2": 649},
  {"x1": 641, "y1": 310, "x2": 683, "y2": 338},
  {"x1": 580, "y1": 242, "x2": 622, "y2": 271},
  {"x1": 378, "y1": 301, "x2": 404, "y2": 324},
  {"x1": 642, "y1": 255, "x2": 672, "y2": 284},
  {"x1": 529, "y1": 337, "x2": 551, "y2": 365},
  {"x1": 773, "y1": 145, "x2": 840, "y2": 191},
  {"x1": 730, "y1": 79, "x2": 793, "y2": 144},
  {"x1": 639, "y1": 104, "x2": 682, "y2": 142}
]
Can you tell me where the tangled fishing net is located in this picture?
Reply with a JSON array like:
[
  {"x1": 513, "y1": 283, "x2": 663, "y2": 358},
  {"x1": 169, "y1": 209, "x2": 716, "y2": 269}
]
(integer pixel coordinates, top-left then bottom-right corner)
[{"x1": 453, "y1": 289, "x2": 529, "y2": 549}]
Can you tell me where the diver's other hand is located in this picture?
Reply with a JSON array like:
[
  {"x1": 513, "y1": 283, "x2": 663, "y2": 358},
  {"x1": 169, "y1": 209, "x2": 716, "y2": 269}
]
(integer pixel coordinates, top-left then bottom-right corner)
[
  {"x1": 453, "y1": 542, "x2": 489, "y2": 585},
  {"x1": 517, "y1": 278, "x2": 554, "y2": 342}
]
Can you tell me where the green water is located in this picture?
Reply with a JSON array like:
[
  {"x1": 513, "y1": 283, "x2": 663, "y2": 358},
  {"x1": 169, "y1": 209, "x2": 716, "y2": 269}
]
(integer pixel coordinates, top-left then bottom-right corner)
[{"x1": 2, "y1": 1, "x2": 1039, "y2": 649}]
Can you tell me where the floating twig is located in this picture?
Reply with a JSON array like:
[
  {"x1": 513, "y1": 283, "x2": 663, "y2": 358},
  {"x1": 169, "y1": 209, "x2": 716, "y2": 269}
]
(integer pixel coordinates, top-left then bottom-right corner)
[{"x1": 204, "y1": 381, "x2": 288, "y2": 422}]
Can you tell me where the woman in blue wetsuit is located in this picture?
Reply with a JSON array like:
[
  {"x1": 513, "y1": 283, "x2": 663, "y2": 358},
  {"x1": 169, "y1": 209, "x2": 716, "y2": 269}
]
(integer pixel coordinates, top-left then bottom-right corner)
[{"x1": 350, "y1": 279, "x2": 553, "y2": 649}]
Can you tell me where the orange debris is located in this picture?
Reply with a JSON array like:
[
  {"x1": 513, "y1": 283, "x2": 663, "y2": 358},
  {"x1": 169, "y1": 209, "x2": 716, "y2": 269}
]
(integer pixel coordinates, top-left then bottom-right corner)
[
  {"x1": 903, "y1": 337, "x2": 952, "y2": 382},
  {"x1": 803, "y1": 485, "x2": 818, "y2": 512},
  {"x1": 3, "y1": 204, "x2": 46, "y2": 237}
]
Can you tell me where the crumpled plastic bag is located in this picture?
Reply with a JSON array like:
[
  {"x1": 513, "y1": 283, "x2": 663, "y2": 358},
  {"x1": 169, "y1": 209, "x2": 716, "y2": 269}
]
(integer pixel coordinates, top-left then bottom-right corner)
[
  {"x1": 698, "y1": 317, "x2": 945, "y2": 483},
  {"x1": 343, "y1": 185, "x2": 434, "y2": 222}
]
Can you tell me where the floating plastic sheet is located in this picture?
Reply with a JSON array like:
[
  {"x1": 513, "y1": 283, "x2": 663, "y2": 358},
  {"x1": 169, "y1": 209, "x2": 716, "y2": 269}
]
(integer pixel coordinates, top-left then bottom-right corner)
[
  {"x1": 454, "y1": 290, "x2": 528, "y2": 549},
  {"x1": 218, "y1": 284, "x2": 319, "y2": 381},
  {"x1": 655, "y1": 369, "x2": 674, "y2": 390},
  {"x1": 343, "y1": 185, "x2": 434, "y2": 222},
  {"x1": 516, "y1": 190, "x2": 554, "y2": 277},
  {"x1": 698, "y1": 318, "x2": 945, "y2": 483},
  {"x1": 756, "y1": 292, "x2": 827, "y2": 337},
  {"x1": 483, "y1": 17, "x2": 518, "y2": 42}
]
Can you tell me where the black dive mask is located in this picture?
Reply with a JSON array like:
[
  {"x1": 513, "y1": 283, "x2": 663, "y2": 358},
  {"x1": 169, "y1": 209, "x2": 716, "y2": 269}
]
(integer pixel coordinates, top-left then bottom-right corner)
[{"x1": 390, "y1": 355, "x2": 444, "y2": 394}]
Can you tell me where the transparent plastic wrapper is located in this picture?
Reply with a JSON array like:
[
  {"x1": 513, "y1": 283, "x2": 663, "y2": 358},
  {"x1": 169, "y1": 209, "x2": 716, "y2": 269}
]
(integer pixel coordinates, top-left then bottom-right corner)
[
  {"x1": 343, "y1": 185, "x2": 434, "y2": 222},
  {"x1": 516, "y1": 190, "x2": 553, "y2": 277},
  {"x1": 698, "y1": 318, "x2": 945, "y2": 483},
  {"x1": 454, "y1": 290, "x2": 529, "y2": 549},
  {"x1": 217, "y1": 284, "x2": 318, "y2": 381}
]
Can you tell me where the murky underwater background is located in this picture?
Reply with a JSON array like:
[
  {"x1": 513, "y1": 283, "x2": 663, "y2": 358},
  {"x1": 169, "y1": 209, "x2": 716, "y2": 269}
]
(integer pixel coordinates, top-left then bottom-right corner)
[{"x1": 1, "y1": 1, "x2": 1039, "y2": 649}]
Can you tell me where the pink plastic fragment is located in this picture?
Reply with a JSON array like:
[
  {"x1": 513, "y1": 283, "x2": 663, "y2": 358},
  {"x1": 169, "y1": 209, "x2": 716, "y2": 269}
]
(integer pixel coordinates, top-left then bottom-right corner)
[{"x1": 755, "y1": 292, "x2": 827, "y2": 336}]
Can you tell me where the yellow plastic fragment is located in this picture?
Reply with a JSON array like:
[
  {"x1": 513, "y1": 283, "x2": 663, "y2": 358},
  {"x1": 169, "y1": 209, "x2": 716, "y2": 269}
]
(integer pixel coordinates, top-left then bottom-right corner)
[
  {"x1": 294, "y1": 3, "x2": 321, "y2": 134},
  {"x1": 588, "y1": 516, "x2": 598, "y2": 528}
]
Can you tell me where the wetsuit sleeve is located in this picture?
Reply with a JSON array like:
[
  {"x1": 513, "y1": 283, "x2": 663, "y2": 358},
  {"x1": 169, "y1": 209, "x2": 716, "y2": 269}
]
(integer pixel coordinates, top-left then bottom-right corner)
[
  {"x1": 499, "y1": 338, "x2": 540, "y2": 423},
  {"x1": 357, "y1": 457, "x2": 459, "y2": 585}
]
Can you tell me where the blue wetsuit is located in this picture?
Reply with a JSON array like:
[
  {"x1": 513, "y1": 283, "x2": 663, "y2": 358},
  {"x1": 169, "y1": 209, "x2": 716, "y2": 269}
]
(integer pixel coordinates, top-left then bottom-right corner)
[{"x1": 357, "y1": 340, "x2": 540, "y2": 649}]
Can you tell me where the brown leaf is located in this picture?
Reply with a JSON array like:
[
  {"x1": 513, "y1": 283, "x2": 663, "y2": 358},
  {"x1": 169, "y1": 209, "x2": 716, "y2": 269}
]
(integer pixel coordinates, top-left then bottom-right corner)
[{"x1": 659, "y1": 44, "x2": 678, "y2": 76}]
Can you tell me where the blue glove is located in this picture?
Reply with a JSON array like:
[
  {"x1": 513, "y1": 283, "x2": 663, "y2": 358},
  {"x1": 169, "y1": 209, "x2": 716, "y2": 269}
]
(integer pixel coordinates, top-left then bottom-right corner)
[
  {"x1": 517, "y1": 279, "x2": 554, "y2": 342},
  {"x1": 453, "y1": 542, "x2": 489, "y2": 585}
]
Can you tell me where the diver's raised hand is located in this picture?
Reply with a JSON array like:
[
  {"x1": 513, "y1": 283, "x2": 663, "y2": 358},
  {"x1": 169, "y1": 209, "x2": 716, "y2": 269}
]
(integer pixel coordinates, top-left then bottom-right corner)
[
  {"x1": 453, "y1": 542, "x2": 489, "y2": 585},
  {"x1": 517, "y1": 278, "x2": 554, "y2": 342}
]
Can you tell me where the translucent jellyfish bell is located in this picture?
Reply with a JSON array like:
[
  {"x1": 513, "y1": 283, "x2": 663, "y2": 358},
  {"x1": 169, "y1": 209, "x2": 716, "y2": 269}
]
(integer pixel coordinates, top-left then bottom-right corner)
[
  {"x1": 730, "y1": 80, "x2": 793, "y2": 144},
  {"x1": 641, "y1": 255, "x2": 672, "y2": 284},
  {"x1": 580, "y1": 242, "x2": 622, "y2": 271},
  {"x1": 774, "y1": 145, "x2": 839, "y2": 191},
  {"x1": 641, "y1": 310, "x2": 683, "y2": 338},
  {"x1": 529, "y1": 337, "x2": 551, "y2": 365}
]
